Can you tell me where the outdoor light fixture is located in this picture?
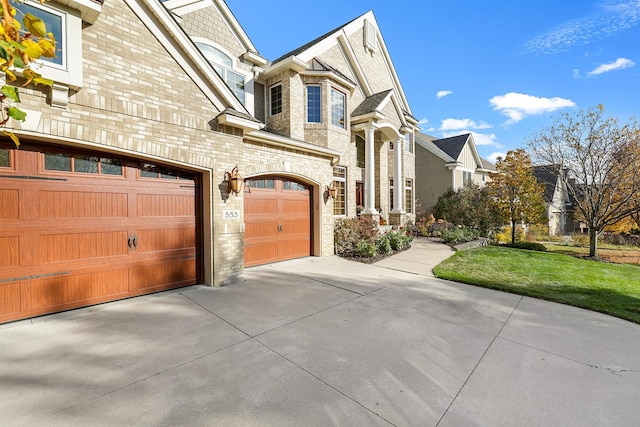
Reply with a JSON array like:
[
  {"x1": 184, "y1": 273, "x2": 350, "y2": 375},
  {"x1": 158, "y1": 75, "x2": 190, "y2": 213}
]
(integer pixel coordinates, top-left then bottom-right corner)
[
  {"x1": 225, "y1": 165, "x2": 243, "y2": 195},
  {"x1": 326, "y1": 183, "x2": 337, "y2": 199}
]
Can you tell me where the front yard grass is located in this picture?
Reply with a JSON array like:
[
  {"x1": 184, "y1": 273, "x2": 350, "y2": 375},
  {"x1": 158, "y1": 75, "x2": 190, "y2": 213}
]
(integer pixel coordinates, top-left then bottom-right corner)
[{"x1": 433, "y1": 246, "x2": 640, "y2": 324}]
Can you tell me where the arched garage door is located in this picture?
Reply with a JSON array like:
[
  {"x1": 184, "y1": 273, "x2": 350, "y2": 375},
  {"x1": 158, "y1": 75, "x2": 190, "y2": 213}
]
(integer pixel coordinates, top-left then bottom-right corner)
[
  {"x1": 0, "y1": 144, "x2": 199, "y2": 323},
  {"x1": 243, "y1": 176, "x2": 312, "y2": 267}
]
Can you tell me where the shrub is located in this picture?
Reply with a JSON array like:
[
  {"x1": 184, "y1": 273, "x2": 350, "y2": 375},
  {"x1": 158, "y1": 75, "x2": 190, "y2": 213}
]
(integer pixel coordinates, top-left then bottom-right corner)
[
  {"x1": 494, "y1": 226, "x2": 526, "y2": 244},
  {"x1": 376, "y1": 234, "x2": 393, "y2": 255},
  {"x1": 428, "y1": 219, "x2": 454, "y2": 237},
  {"x1": 356, "y1": 240, "x2": 377, "y2": 257},
  {"x1": 601, "y1": 232, "x2": 640, "y2": 247},
  {"x1": 503, "y1": 241, "x2": 548, "y2": 252},
  {"x1": 334, "y1": 217, "x2": 379, "y2": 256},
  {"x1": 441, "y1": 226, "x2": 480, "y2": 244},
  {"x1": 387, "y1": 228, "x2": 413, "y2": 251}
]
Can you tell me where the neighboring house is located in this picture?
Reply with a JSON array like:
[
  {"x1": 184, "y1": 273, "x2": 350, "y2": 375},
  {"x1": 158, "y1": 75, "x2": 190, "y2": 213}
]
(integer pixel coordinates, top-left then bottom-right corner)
[
  {"x1": 533, "y1": 165, "x2": 575, "y2": 235},
  {"x1": 0, "y1": 0, "x2": 416, "y2": 323},
  {"x1": 414, "y1": 132, "x2": 494, "y2": 212}
]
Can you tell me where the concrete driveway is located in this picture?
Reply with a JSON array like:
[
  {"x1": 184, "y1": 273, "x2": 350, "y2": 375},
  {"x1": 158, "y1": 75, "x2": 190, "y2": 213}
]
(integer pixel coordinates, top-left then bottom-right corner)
[{"x1": 2, "y1": 238, "x2": 639, "y2": 426}]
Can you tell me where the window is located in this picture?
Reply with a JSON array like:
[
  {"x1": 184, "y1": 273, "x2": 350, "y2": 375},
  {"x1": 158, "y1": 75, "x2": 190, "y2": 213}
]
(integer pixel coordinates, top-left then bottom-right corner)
[
  {"x1": 405, "y1": 179, "x2": 413, "y2": 214},
  {"x1": 331, "y1": 88, "x2": 345, "y2": 128},
  {"x1": 246, "y1": 178, "x2": 275, "y2": 189},
  {"x1": 333, "y1": 166, "x2": 347, "y2": 216},
  {"x1": 270, "y1": 84, "x2": 282, "y2": 115},
  {"x1": 307, "y1": 85, "x2": 321, "y2": 123},
  {"x1": 140, "y1": 163, "x2": 193, "y2": 180},
  {"x1": 389, "y1": 141, "x2": 394, "y2": 150},
  {"x1": 389, "y1": 178, "x2": 394, "y2": 211},
  {"x1": 283, "y1": 181, "x2": 307, "y2": 191},
  {"x1": 196, "y1": 42, "x2": 245, "y2": 105},
  {"x1": 404, "y1": 132, "x2": 413, "y2": 153},
  {"x1": 11, "y1": 0, "x2": 84, "y2": 97},
  {"x1": 16, "y1": 2, "x2": 63, "y2": 67},
  {"x1": 356, "y1": 136, "x2": 365, "y2": 168},
  {"x1": 463, "y1": 171, "x2": 473, "y2": 186},
  {"x1": 0, "y1": 148, "x2": 10, "y2": 168},
  {"x1": 44, "y1": 153, "x2": 124, "y2": 176}
]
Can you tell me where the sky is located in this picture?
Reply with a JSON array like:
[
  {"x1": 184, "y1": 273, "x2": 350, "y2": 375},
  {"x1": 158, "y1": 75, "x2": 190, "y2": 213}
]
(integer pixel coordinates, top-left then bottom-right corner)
[{"x1": 225, "y1": 0, "x2": 640, "y2": 163}]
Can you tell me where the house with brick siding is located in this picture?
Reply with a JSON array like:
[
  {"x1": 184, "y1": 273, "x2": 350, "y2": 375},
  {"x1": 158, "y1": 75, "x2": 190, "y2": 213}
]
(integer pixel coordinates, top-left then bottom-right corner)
[
  {"x1": 415, "y1": 132, "x2": 494, "y2": 213},
  {"x1": 0, "y1": 0, "x2": 415, "y2": 323},
  {"x1": 257, "y1": 12, "x2": 419, "y2": 226}
]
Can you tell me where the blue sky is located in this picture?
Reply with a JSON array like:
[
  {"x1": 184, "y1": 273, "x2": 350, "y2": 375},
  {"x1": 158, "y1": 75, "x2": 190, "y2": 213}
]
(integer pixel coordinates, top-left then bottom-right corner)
[{"x1": 225, "y1": 0, "x2": 640, "y2": 163}]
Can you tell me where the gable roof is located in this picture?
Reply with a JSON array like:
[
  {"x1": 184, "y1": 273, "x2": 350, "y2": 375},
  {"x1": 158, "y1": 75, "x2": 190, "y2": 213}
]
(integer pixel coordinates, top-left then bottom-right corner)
[
  {"x1": 415, "y1": 132, "x2": 455, "y2": 162},
  {"x1": 432, "y1": 134, "x2": 471, "y2": 160},
  {"x1": 351, "y1": 89, "x2": 393, "y2": 117}
]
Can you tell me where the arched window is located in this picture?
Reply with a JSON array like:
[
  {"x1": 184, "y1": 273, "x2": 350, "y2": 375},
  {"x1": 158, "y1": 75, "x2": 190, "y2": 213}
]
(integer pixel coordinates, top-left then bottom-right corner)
[{"x1": 196, "y1": 42, "x2": 245, "y2": 105}]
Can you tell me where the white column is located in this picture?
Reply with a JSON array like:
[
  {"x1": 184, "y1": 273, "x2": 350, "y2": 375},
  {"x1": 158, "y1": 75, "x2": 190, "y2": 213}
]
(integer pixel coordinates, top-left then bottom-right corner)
[
  {"x1": 391, "y1": 136, "x2": 404, "y2": 213},
  {"x1": 362, "y1": 125, "x2": 378, "y2": 214}
]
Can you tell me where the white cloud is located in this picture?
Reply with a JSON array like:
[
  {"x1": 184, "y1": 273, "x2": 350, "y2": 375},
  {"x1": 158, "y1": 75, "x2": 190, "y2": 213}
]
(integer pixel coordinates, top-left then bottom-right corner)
[
  {"x1": 418, "y1": 118, "x2": 430, "y2": 126},
  {"x1": 436, "y1": 90, "x2": 453, "y2": 99},
  {"x1": 522, "y1": 0, "x2": 640, "y2": 55},
  {"x1": 489, "y1": 92, "x2": 576, "y2": 124},
  {"x1": 440, "y1": 118, "x2": 492, "y2": 131},
  {"x1": 588, "y1": 57, "x2": 635, "y2": 75},
  {"x1": 487, "y1": 151, "x2": 506, "y2": 163}
]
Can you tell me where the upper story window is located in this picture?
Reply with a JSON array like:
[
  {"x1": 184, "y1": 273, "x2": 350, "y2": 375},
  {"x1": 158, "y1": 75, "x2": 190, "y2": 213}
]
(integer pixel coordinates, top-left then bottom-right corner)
[
  {"x1": 331, "y1": 88, "x2": 345, "y2": 128},
  {"x1": 270, "y1": 84, "x2": 282, "y2": 116},
  {"x1": 404, "y1": 132, "x2": 414, "y2": 153},
  {"x1": 17, "y1": 2, "x2": 64, "y2": 67},
  {"x1": 11, "y1": 0, "x2": 85, "y2": 105},
  {"x1": 196, "y1": 42, "x2": 245, "y2": 105},
  {"x1": 307, "y1": 85, "x2": 321, "y2": 123}
]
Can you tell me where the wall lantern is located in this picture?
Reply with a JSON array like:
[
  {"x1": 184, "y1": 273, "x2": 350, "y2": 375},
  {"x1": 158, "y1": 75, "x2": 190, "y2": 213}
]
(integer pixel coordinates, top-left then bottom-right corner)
[
  {"x1": 225, "y1": 165, "x2": 243, "y2": 195},
  {"x1": 326, "y1": 183, "x2": 337, "y2": 199}
]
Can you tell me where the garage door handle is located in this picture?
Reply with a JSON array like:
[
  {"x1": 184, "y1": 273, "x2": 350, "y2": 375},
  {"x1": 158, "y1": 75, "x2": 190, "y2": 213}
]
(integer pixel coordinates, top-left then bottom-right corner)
[
  {"x1": 133, "y1": 234, "x2": 138, "y2": 250},
  {"x1": 128, "y1": 235, "x2": 133, "y2": 250},
  {"x1": 277, "y1": 225, "x2": 283, "y2": 232}
]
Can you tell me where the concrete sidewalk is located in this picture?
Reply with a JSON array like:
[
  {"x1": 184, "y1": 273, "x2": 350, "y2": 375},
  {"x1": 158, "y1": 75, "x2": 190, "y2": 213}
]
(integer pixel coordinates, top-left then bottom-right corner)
[{"x1": 1, "y1": 238, "x2": 639, "y2": 426}]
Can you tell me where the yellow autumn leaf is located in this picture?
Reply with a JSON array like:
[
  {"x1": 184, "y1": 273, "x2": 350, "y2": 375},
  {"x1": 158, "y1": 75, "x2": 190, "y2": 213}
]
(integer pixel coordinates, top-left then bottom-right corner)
[
  {"x1": 23, "y1": 13, "x2": 46, "y2": 38},
  {"x1": 38, "y1": 38, "x2": 55, "y2": 57},
  {"x1": 5, "y1": 68, "x2": 16, "y2": 81},
  {"x1": 3, "y1": 131, "x2": 20, "y2": 148},
  {"x1": 23, "y1": 39, "x2": 42, "y2": 59},
  {"x1": 21, "y1": 68, "x2": 36, "y2": 86}
]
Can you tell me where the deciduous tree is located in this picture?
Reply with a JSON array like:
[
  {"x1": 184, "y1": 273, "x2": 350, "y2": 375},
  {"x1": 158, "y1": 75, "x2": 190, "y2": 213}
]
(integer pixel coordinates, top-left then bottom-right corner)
[
  {"x1": 0, "y1": 0, "x2": 56, "y2": 146},
  {"x1": 487, "y1": 148, "x2": 546, "y2": 244},
  {"x1": 528, "y1": 105, "x2": 640, "y2": 257}
]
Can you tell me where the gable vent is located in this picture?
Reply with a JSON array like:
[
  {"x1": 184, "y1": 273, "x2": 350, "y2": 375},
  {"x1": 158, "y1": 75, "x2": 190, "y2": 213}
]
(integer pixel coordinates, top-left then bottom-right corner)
[{"x1": 364, "y1": 19, "x2": 377, "y2": 54}]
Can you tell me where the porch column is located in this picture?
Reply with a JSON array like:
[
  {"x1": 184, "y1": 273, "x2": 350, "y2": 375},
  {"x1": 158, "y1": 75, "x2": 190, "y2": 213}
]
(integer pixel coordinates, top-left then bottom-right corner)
[
  {"x1": 391, "y1": 135, "x2": 404, "y2": 213},
  {"x1": 362, "y1": 124, "x2": 378, "y2": 214}
]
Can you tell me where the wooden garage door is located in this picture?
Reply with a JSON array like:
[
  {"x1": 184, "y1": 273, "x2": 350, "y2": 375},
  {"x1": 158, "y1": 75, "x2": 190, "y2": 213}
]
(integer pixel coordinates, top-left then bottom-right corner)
[
  {"x1": 0, "y1": 144, "x2": 199, "y2": 323},
  {"x1": 244, "y1": 177, "x2": 311, "y2": 267}
]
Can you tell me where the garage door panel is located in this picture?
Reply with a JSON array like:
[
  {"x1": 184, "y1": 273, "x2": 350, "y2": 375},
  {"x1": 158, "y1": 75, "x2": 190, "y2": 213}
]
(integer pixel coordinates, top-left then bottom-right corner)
[
  {"x1": 137, "y1": 193, "x2": 195, "y2": 217},
  {"x1": 0, "y1": 189, "x2": 19, "y2": 219},
  {"x1": 0, "y1": 237, "x2": 19, "y2": 267},
  {"x1": 19, "y1": 269, "x2": 130, "y2": 313},
  {"x1": 129, "y1": 258, "x2": 196, "y2": 292},
  {"x1": 244, "y1": 177, "x2": 311, "y2": 267},
  {"x1": 37, "y1": 231, "x2": 129, "y2": 263},
  {"x1": 0, "y1": 146, "x2": 199, "y2": 323},
  {"x1": 244, "y1": 243, "x2": 279, "y2": 267},
  {"x1": 38, "y1": 191, "x2": 128, "y2": 218},
  {"x1": 136, "y1": 228, "x2": 196, "y2": 253},
  {"x1": 245, "y1": 220, "x2": 278, "y2": 239}
]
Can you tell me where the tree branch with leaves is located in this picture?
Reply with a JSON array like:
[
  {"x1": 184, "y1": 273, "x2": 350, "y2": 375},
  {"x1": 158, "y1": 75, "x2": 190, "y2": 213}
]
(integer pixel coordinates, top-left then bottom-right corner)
[{"x1": 0, "y1": 0, "x2": 55, "y2": 146}]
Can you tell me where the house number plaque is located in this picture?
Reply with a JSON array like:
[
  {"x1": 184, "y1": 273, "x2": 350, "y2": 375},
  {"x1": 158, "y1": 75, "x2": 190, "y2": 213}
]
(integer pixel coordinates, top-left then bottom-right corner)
[{"x1": 223, "y1": 210, "x2": 240, "y2": 220}]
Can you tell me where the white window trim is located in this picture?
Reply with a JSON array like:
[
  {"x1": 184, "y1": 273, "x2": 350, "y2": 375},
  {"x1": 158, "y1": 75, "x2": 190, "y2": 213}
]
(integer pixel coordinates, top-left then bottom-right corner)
[
  {"x1": 191, "y1": 37, "x2": 254, "y2": 112},
  {"x1": 330, "y1": 87, "x2": 346, "y2": 129},
  {"x1": 306, "y1": 84, "x2": 322, "y2": 123},
  {"x1": 333, "y1": 166, "x2": 347, "y2": 216},
  {"x1": 18, "y1": 1, "x2": 85, "y2": 108}
]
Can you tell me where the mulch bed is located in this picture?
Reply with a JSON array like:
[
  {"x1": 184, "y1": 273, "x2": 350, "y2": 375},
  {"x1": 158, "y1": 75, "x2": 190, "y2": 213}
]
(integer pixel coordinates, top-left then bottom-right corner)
[{"x1": 338, "y1": 245, "x2": 411, "y2": 264}]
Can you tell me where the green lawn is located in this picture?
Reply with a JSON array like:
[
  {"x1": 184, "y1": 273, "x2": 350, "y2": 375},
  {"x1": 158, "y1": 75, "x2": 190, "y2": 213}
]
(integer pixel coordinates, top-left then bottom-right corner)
[{"x1": 433, "y1": 246, "x2": 640, "y2": 324}]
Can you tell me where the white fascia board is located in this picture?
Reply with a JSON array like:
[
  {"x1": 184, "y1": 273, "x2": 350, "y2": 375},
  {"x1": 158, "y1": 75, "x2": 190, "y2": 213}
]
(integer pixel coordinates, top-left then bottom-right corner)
[
  {"x1": 53, "y1": 0, "x2": 101, "y2": 23},
  {"x1": 465, "y1": 134, "x2": 485, "y2": 167},
  {"x1": 125, "y1": 0, "x2": 246, "y2": 113},
  {"x1": 351, "y1": 111, "x2": 385, "y2": 125},
  {"x1": 299, "y1": 70, "x2": 357, "y2": 91},
  {"x1": 216, "y1": 112, "x2": 263, "y2": 131},
  {"x1": 260, "y1": 56, "x2": 309, "y2": 79},
  {"x1": 245, "y1": 130, "x2": 342, "y2": 165},
  {"x1": 243, "y1": 51, "x2": 268, "y2": 67}
]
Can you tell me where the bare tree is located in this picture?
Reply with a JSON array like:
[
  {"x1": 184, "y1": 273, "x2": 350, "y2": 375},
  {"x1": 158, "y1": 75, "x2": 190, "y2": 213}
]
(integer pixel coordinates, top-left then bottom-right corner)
[{"x1": 528, "y1": 105, "x2": 640, "y2": 257}]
